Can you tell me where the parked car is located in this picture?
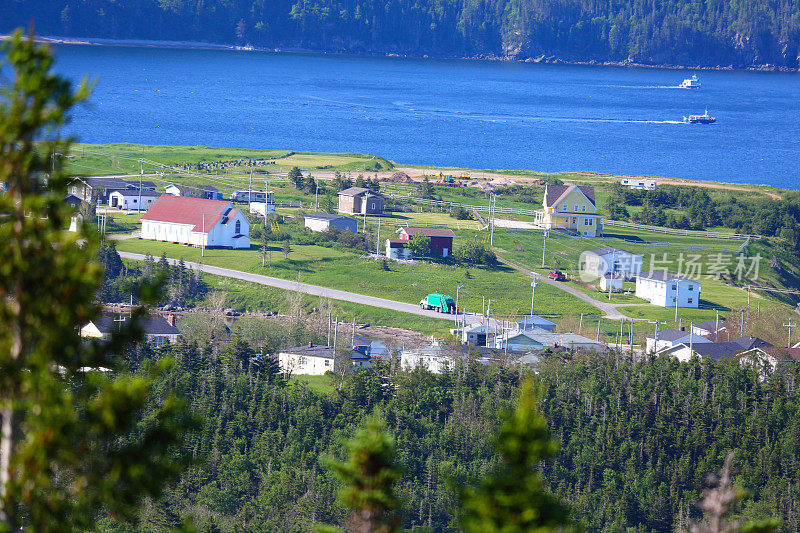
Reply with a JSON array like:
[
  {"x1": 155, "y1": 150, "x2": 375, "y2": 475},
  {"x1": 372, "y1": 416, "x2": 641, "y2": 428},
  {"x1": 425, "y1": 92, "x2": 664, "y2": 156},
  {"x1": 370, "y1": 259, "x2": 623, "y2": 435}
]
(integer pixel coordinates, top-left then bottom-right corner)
[{"x1": 548, "y1": 270, "x2": 567, "y2": 281}]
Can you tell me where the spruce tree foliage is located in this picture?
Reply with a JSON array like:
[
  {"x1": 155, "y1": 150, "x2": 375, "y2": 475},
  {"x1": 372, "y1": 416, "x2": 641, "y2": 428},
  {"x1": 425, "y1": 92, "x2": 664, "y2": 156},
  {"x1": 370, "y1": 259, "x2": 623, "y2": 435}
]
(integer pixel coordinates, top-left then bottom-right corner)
[
  {"x1": 289, "y1": 166, "x2": 305, "y2": 190},
  {"x1": 460, "y1": 378, "x2": 572, "y2": 533},
  {"x1": 324, "y1": 415, "x2": 403, "y2": 533},
  {"x1": 0, "y1": 31, "x2": 198, "y2": 531},
  {"x1": 408, "y1": 234, "x2": 430, "y2": 258}
]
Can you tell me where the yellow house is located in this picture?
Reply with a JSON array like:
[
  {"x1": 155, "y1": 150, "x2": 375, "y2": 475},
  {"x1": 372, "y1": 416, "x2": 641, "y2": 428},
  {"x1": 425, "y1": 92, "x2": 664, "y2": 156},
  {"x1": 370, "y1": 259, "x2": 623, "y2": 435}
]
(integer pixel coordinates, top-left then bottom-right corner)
[{"x1": 535, "y1": 184, "x2": 604, "y2": 237}]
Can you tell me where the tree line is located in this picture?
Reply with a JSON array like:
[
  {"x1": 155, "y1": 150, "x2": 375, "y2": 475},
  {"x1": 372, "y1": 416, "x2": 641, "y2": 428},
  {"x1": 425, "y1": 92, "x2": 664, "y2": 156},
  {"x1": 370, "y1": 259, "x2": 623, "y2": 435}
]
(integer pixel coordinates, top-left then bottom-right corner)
[
  {"x1": 101, "y1": 340, "x2": 796, "y2": 531},
  {"x1": 5, "y1": 0, "x2": 800, "y2": 68}
]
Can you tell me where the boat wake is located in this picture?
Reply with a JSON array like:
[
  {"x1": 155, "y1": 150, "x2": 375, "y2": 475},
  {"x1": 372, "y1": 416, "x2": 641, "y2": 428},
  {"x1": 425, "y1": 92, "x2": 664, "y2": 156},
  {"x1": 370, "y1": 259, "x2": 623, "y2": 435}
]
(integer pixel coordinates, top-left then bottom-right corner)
[{"x1": 304, "y1": 95, "x2": 687, "y2": 125}]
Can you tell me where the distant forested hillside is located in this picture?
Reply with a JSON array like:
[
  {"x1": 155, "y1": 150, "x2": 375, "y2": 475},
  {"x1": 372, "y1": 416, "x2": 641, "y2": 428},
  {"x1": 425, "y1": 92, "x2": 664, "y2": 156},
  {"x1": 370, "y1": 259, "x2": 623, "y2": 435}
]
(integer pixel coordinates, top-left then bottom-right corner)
[{"x1": 4, "y1": 0, "x2": 800, "y2": 68}]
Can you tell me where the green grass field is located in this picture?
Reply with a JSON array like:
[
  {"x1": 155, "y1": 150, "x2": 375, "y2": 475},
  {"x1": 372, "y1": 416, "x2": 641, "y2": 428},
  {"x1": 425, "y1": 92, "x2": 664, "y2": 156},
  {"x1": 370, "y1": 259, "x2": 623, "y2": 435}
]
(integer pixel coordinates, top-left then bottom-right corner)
[
  {"x1": 115, "y1": 237, "x2": 599, "y2": 324},
  {"x1": 66, "y1": 143, "x2": 392, "y2": 178}
]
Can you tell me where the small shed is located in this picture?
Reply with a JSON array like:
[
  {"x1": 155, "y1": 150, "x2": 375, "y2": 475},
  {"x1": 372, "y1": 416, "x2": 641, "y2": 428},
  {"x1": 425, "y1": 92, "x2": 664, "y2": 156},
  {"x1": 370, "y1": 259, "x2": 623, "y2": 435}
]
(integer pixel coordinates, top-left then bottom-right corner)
[
  {"x1": 108, "y1": 189, "x2": 160, "y2": 210},
  {"x1": 386, "y1": 239, "x2": 411, "y2": 259},
  {"x1": 305, "y1": 212, "x2": 358, "y2": 233},
  {"x1": 396, "y1": 227, "x2": 455, "y2": 258}
]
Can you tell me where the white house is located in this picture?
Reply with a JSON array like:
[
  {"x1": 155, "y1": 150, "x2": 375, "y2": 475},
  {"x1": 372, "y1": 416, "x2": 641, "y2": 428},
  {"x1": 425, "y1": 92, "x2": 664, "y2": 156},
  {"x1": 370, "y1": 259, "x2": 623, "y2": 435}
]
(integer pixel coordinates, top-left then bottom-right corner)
[
  {"x1": 645, "y1": 328, "x2": 711, "y2": 353},
  {"x1": 621, "y1": 178, "x2": 657, "y2": 190},
  {"x1": 580, "y1": 246, "x2": 643, "y2": 281},
  {"x1": 305, "y1": 212, "x2": 358, "y2": 233},
  {"x1": 140, "y1": 195, "x2": 250, "y2": 249},
  {"x1": 659, "y1": 337, "x2": 777, "y2": 375},
  {"x1": 400, "y1": 342, "x2": 456, "y2": 374},
  {"x1": 635, "y1": 271, "x2": 701, "y2": 308},
  {"x1": 278, "y1": 343, "x2": 370, "y2": 375},
  {"x1": 81, "y1": 314, "x2": 181, "y2": 347},
  {"x1": 108, "y1": 189, "x2": 160, "y2": 210}
]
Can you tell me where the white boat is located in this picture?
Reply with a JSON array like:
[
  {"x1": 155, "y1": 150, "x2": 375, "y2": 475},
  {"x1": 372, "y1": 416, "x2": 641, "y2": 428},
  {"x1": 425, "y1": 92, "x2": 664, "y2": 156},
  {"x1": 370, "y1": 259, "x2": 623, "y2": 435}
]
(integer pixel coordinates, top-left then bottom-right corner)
[
  {"x1": 683, "y1": 109, "x2": 715, "y2": 124},
  {"x1": 680, "y1": 75, "x2": 701, "y2": 88}
]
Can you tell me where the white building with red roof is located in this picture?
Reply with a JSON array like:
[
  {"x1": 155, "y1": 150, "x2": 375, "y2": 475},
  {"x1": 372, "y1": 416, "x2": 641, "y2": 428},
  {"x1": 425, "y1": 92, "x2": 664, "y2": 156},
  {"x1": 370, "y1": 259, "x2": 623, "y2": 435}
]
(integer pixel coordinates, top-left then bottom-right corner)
[{"x1": 140, "y1": 195, "x2": 250, "y2": 249}]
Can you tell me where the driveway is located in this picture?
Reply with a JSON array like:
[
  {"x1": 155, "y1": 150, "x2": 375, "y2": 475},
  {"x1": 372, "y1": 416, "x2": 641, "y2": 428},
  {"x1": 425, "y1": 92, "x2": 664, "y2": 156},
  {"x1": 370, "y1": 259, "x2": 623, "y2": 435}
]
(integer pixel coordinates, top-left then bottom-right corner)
[{"x1": 498, "y1": 257, "x2": 645, "y2": 320}]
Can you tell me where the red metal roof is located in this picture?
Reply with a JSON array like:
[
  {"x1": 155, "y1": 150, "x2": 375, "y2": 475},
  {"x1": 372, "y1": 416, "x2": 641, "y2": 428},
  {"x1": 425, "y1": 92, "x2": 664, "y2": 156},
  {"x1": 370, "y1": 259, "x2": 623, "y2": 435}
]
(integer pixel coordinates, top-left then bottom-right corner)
[
  {"x1": 141, "y1": 195, "x2": 233, "y2": 233},
  {"x1": 398, "y1": 227, "x2": 456, "y2": 238}
]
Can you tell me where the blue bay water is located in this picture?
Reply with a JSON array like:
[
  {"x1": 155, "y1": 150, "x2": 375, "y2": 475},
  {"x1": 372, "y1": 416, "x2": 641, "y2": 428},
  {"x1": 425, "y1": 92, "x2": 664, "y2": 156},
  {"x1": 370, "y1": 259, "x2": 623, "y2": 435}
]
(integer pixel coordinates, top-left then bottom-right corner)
[{"x1": 51, "y1": 44, "x2": 800, "y2": 188}]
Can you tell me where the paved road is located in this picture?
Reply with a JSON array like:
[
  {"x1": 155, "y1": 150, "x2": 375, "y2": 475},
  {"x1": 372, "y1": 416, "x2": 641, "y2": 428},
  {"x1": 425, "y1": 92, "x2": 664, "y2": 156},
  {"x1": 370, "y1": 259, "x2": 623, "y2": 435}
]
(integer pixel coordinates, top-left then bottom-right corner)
[
  {"x1": 119, "y1": 251, "x2": 464, "y2": 322},
  {"x1": 498, "y1": 257, "x2": 644, "y2": 320}
]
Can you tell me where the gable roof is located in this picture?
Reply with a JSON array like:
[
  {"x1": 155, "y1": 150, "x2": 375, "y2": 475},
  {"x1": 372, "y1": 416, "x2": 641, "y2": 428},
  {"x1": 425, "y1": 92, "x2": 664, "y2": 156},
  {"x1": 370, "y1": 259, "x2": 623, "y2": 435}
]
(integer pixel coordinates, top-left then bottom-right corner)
[
  {"x1": 652, "y1": 329, "x2": 710, "y2": 344},
  {"x1": 281, "y1": 343, "x2": 370, "y2": 361},
  {"x1": 81, "y1": 177, "x2": 131, "y2": 190},
  {"x1": 110, "y1": 189, "x2": 161, "y2": 198},
  {"x1": 673, "y1": 342, "x2": 766, "y2": 360},
  {"x1": 91, "y1": 315, "x2": 180, "y2": 336},
  {"x1": 516, "y1": 315, "x2": 558, "y2": 330},
  {"x1": 306, "y1": 212, "x2": 353, "y2": 222},
  {"x1": 141, "y1": 195, "x2": 238, "y2": 233},
  {"x1": 544, "y1": 184, "x2": 596, "y2": 208},
  {"x1": 398, "y1": 227, "x2": 456, "y2": 238},
  {"x1": 587, "y1": 246, "x2": 641, "y2": 258},
  {"x1": 636, "y1": 271, "x2": 701, "y2": 284},
  {"x1": 730, "y1": 336, "x2": 773, "y2": 350},
  {"x1": 694, "y1": 319, "x2": 725, "y2": 331},
  {"x1": 338, "y1": 186, "x2": 383, "y2": 198}
]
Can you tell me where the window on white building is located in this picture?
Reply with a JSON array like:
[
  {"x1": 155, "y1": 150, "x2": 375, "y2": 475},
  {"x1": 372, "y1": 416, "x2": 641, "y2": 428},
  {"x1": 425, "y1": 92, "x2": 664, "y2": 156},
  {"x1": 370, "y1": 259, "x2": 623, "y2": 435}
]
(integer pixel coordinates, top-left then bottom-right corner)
[
  {"x1": 299, "y1": 356, "x2": 307, "y2": 366},
  {"x1": 688, "y1": 298, "x2": 693, "y2": 303},
  {"x1": 72, "y1": 186, "x2": 77, "y2": 194},
  {"x1": 574, "y1": 204, "x2": 579, "y2": 212},
  {"x1": 671, "y1": 284, "x2": 677, "y2": 290},
  {"x1": 562, "y1": 203, "x2": 568, "y2": 211},
  {"x1": 688, "y1": 285, "x2": 694, "y2": 291},
  {"x1": 235, "y1": 220, "x2": 241, "y2": 234},
  {"x1": 581, "y1": 205, "x2": 586, "y2": 212}
]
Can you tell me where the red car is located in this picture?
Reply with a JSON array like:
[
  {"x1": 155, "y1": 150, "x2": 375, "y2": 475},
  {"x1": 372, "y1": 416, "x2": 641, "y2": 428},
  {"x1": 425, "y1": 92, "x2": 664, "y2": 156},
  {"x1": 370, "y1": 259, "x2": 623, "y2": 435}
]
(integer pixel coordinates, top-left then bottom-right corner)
[{"x1": 548, "y1": 270, "x2": 567, "y2": 281}]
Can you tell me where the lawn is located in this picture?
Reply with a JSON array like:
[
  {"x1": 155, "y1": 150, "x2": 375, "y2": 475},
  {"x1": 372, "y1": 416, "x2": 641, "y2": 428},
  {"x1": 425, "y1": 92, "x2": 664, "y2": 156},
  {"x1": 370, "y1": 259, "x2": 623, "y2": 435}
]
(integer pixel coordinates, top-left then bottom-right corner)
[
  {"x1": 201, "y1": 272, "x2": 454, "y2": 336},
  {"x1": 66, "y1": 143, "x2": 391, "y2": 178},
  {"x1": 115, "y1": 238, "x2": 599, "y2": 323},
  {"x1": 290, "y1": 374, "x2": 337, "y2": 395}
]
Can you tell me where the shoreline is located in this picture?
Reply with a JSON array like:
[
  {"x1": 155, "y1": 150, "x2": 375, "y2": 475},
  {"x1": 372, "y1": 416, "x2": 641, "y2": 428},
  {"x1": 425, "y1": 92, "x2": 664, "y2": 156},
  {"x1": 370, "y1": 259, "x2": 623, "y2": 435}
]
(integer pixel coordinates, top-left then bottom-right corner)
[{"x1": 9, "y1": 34, "x2": 798, "y2": 73}]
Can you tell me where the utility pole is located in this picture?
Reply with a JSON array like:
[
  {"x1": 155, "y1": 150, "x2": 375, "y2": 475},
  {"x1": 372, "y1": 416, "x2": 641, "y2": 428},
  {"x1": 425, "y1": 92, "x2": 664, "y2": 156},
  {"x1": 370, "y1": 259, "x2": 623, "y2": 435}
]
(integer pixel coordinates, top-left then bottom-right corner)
[
  {"x1": 201, "y1": 213, "x2": 205, "y2": 257},
  {"x1": 455, "y1": 284, "x2": 464, "y2": 327},
  {"x1": 530, "y1": 276, "x2": 538, "y2": 317},
  {"x1": 714, "y1": 309, "x2": 719, "y2": 341},
  {"x1": 689, "y1": 321, "x2": 694, "y2": 356},
  {"x1": 784, "y1": 318, "x2": 796, "y2": 348},
  {"x1": 741, "y1": 309, "x2": 745, "y2": 335},
  {"x1": 376, "y1": 216, "x2": 382, "y2": 256},
  {"x1": 490, "y1": 194, "x2": 495, "y2": 246},
  {"x1": 674, "y1": 279, "x2": 681, "y2": 323},
  {"x1": 542, "y1": 231, "x2": 547, "y2": 268},
  {"x1": 137, "y1": 159, "x2": 144, "y2": 213},
  {"x1": 747, "y1": 285, "x2": 751, "y2": 313},
  {"x1": 579, "y1": 313, "x2": 583, "y2": 335},
  {"x1": 327, "y1": 311, "x2": 332, "y2": 346},
  {"x1": 608, "y1": 249, "x2": 616, "y2": 300}
]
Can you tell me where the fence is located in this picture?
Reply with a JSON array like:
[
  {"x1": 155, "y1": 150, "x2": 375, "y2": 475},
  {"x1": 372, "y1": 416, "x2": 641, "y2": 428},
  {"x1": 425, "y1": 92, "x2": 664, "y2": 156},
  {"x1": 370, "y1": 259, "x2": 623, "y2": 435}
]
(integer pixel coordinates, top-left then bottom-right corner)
[{"x1": 603, "y1": 219, "x2": 760, "y2": 240}]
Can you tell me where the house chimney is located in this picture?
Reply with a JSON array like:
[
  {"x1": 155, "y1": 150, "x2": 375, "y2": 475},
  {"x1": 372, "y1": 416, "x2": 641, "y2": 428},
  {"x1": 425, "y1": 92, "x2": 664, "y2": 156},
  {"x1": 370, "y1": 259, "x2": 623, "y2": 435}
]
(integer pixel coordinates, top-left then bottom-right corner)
[
  {"x1": 167, "y1": 313, "x2": 175, "y2": 327},
  {"x1": 308, "y1": 341, "x2": 313, "y2": 348}
]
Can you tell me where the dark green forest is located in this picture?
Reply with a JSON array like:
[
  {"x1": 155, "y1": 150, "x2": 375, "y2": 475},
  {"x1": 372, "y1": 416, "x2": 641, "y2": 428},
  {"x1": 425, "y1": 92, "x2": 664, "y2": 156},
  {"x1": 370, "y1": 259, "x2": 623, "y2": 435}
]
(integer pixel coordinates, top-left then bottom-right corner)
[
  {"x1": 102, "y1": 341, "x2": 800, "y2": 531},
  {"x1": 5, "y1": 0, "x2": 800, "y2": 68}
]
